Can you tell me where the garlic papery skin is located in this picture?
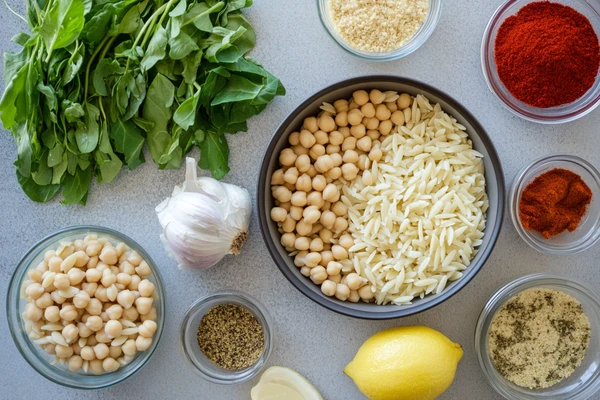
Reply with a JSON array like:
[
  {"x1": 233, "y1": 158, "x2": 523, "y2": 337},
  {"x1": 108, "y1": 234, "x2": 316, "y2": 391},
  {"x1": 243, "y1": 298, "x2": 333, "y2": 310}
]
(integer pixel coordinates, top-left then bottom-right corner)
[{"x1": 156, "y1": 158, "x2": 251, "y2": 270}]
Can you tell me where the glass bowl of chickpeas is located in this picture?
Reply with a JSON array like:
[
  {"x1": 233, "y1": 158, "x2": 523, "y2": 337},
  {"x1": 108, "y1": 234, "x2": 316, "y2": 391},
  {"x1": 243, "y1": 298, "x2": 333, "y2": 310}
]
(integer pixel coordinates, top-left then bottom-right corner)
[
  {"x1": 6, "y1": 226, "x2": 165, "y2": 389},
  {"x1": 258, "y1": 75, "x2": 505, "y2": 319}
]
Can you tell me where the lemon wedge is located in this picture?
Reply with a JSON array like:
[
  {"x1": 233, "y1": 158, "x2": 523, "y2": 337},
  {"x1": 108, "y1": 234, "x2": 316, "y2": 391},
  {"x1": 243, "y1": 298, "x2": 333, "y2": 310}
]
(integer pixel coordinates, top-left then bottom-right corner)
[{"x1": 251, "y1": 366, "x2": 323, "y2": 400}]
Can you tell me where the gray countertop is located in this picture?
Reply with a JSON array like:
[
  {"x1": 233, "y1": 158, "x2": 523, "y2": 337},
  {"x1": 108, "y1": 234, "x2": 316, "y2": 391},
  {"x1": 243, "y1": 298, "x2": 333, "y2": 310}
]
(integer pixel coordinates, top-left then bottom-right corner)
[{"x1": 2, "y1": 1, "x2": 600, "y2": 399}]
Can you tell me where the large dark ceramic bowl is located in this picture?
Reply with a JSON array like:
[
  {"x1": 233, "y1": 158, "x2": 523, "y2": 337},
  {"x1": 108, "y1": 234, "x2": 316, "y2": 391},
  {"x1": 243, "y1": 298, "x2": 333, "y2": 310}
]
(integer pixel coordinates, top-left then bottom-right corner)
[{"x1": 258, "y1": 76, "x2": 505, "y2": 319}]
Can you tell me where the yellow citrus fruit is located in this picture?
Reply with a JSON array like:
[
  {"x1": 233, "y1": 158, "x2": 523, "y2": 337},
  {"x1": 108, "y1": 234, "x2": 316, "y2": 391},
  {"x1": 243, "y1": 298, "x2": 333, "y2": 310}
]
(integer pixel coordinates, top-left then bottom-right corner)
[
  {"x1": 344, "y1": 326, "x2": 463, "y2": 400},
  {"x1": 251, "y1": 366, "x2": 323, "y2": 400}
]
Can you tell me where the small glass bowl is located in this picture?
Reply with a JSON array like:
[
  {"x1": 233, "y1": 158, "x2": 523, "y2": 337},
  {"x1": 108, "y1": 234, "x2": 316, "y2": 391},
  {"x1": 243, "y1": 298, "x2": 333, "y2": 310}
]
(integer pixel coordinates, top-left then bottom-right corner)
[
  {"x1": 179, "y1": 291, "x2": 273, "y2": 384},
  {"x1": 6, "y1": 226, "x2": 165, "y2": 389},
  {"x1": 475, "y1": 274, "x2": 600, "y2": 400},
  {"x1": 317, "y1": 0, "x2": 442, "y2": 61},
  {"x1": 509, "y1": 155, "x2": 600, "y2": 255},
  {"x1": 481, "y1": 0, "x2": 600, "y2": 124}
]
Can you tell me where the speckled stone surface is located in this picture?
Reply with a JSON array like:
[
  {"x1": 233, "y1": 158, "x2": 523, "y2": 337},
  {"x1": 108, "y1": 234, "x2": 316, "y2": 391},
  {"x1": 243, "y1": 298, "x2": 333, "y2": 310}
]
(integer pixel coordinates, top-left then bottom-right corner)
[{"x1": 1, "y1": 1, "x2": 600, "y2": 399}]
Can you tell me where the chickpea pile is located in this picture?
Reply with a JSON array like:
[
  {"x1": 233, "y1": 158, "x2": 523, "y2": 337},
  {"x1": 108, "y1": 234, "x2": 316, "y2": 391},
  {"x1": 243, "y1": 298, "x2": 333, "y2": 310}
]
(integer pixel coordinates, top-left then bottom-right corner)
[
  {"x1": 270, "y1": 89, "x2": 414, "y2": 303},
  {"x1": 21, "y1": 234, "x2": 159, "y2": 374}
]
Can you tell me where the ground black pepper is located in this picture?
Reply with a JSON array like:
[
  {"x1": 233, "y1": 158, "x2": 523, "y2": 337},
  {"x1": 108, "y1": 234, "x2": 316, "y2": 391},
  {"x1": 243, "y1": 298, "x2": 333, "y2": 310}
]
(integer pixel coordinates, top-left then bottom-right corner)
[
  {"x1": 197, "y1": 303, "x2": 264, "y2": 371},
  {"x1": 488, "y1": 289, "x2": 590, "y2": 389}
]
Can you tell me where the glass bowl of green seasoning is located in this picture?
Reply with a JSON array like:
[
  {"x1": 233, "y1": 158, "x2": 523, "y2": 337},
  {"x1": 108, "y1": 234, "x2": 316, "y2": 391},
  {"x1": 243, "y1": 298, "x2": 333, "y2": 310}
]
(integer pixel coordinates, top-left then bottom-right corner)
[
  {"x1": 475, "y1": 274, "x2": 600, "y2": 400},
  {"x1": 179, "y1": 291, "x2": 273, "y2": 384},
  {"x1": 482, "y1": 0, "x2": 600, "y2": 124}
]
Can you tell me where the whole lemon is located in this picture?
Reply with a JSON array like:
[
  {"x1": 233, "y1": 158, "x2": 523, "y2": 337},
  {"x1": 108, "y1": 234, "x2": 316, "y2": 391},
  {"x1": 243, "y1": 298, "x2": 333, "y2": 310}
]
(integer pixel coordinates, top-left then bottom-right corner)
[{"x1": 344, "y1": 326, "x2": 463, "y2": 400}]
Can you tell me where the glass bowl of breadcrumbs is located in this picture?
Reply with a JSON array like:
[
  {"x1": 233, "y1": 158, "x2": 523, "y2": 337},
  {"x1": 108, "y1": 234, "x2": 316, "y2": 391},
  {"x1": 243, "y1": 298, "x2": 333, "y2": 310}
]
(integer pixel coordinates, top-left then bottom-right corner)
[
  {"x1": 475, "y1": 274, "x2": 600, "y2": 400},
  {"x1": 318, "y1": 0, "x2": 442, "y2": 61}
]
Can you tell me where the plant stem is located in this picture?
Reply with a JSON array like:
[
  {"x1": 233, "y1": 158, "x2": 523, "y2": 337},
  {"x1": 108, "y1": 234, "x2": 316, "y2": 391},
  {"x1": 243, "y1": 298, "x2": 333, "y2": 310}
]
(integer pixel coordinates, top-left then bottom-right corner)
[
  {"x1": 84, "y1": 36, "x2": 111, "y2": 102},
  {"x1": 4, "y1": 0, "x2": 27, "y2": 23}
]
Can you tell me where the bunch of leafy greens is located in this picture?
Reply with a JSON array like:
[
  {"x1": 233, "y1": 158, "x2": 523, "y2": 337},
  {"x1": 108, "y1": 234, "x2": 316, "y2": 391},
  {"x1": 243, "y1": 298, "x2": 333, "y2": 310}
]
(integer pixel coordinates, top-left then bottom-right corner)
[{"x1": 0, "y1": 0, "x2": 284, "y2": 204}]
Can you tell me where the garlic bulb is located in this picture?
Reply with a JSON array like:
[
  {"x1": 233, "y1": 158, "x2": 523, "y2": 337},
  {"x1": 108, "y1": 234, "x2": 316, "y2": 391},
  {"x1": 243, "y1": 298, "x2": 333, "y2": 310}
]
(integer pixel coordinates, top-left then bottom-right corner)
[{"x1": 156, "y1": 158, "x2": 252, "y2": 270}]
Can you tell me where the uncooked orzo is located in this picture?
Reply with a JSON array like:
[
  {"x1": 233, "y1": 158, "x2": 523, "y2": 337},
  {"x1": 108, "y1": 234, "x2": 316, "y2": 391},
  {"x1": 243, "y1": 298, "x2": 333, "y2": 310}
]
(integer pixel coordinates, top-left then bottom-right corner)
[{"x1": 329, "y1": 0, "x2": 430, "y2": 52}]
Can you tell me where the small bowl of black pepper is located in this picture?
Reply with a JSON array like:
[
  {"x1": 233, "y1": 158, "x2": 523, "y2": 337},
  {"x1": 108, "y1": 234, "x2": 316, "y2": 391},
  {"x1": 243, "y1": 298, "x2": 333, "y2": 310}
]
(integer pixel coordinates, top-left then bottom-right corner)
[
  {"x1": 179, "y1": 291, "x2": 273, "y2": 384},
  {"x1": 475, "y1": 274, "x2": 600, "y2": 399}
]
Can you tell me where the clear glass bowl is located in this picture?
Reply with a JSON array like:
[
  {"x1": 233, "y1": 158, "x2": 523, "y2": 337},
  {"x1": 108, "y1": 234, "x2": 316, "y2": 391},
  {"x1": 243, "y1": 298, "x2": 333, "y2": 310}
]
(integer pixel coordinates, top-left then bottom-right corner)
[
  {"x1": 509, "y1": 155, "x2": 600, "y2": 255},
  {"x1": 481, "y1": 0, "x2": 600, "y2": 124},
  {"x1": 179, "y1": 291, "x2": 273, "y2": 384},
  {"x1": 317, "y1": 0, "x2": 442, "y2": 61},
  {"x1": 6, "y1": 226, "x2": 166, "y2": 389},
  {"x1": 475, "y1": 274, "x2": 600, "y2": 400}
]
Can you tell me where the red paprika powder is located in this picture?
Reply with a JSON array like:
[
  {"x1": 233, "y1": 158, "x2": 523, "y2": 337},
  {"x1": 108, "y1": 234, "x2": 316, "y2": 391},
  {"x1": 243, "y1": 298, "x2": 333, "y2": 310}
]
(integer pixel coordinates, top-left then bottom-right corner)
[
  {"x1": 495, "y1": 2, "x2": 600, "y2": 108},
  {"x1": 519, "y1": 169, "x2": 592, "y2": 238}
]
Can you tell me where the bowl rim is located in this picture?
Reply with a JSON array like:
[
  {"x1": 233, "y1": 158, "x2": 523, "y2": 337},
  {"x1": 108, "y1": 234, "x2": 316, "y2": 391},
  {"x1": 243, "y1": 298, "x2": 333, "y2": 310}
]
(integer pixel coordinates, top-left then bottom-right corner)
[
  {"x1": 480, "y1": 0, "x2": 600, "y2": 124},
  {"x1": 509, "y1": 154, "x2": 600, "y2": 255},
  {"x1": 257, "y1": 75, "x2": 506, "y2": 320},
  {"x1": 316, "y1": 0, "x2": 443, "y2": 61},
  {"x1": 178, "y1": 290, "x2": 273, "y2": 385},
  {"x1": 474, "y1": 273, "x2": 600, "y2": 399},
  {"x1": 6, "y1": 225, "x2": 166, "y2": 389}
]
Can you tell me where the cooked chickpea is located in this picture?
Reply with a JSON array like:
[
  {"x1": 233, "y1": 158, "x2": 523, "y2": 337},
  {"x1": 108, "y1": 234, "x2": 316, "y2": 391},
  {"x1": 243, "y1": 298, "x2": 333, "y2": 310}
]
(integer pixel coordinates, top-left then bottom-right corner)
[
  {"x1": 78, "y1": 322, "x2": 93, "y2": 338},
  {"x1": 357, "y1": 154, "x2": 370, "y2": 171},
  {"x1": 279, "y1": 148, "x2": 297, "y2": 166},
  {"x1": 80, "y1": 346, "x2": 95, "y2": 361},
  {"x1": 296, "y1": 219, "x2": 312, "y2": 236},
  {"x1": 62, "y1": 324, "x2": 79, "y2": 344},
  {"x1": 299, "y1": 130, "x2": 316, "y2": 148},
  {"x1": 128, "y1": 275, "x2": 141, "y2": 290},
  {"x1": 369, "y1": 147, "x2": 383, "y2": 161},
  {"x1": 352, "y1": 90, "x2": 369, "y2": 106},
  {"x1": 326, "y1": 261, "x2": 342, "y2": 276},
  {"x1": 86, "y1": 268, "x2": 102, "y2": 284},
  {"x1": 135, "y1": 297, "x2": 153, "y2": 315},
  {"x1": 294, "y1": 154, "x2": 311, "y2": 173},
  {"x1": 37, "y1": 292, "x2": 54, "y2": 309},
  {"x1": 68, "y1": 355, "x2": 83, "y2": 371},
  {"x1": 138, "y1": 280, "x2": 155, "y2": 298},
  {"x1": 294, "y1": 250, "x2": 308, "y2": 266},
  {"x1": 101, "y1": 269, "x2": 117, "y2": 287},
  {"x1": 68, "y1": 268, "x2": 86, "y2": 286},
  {"x1": 332, "y1": 245, "x2": 348, "y2": 260},
  {"x1": 322, "y1": 184, "x2": 340, "y2": 202},
  {"x1": 44, "y1": 306, "x2": 60, "y2": 322},
  {"x1": 288, "y1": 131, "x2": 300, "y2": 146},
  {"x1": 54, "y1": 273, "x2": 70, "y2": 291},
  {"x1": 293, "y1": 145, "x2": 309, "y2": 156},
  {"x1": 271, "y1": 169, "x2": 285, "y2": 185},
  {"x1": 338, "y1": 234, "x2": 354, "y2": 250},
  {"x1": 93, "y1": 343, "x2": 110, "y2": 360},
  {"x1": 122, "y1": 339, "x2": 137, "y2": 356},
  {"x1": 391, "y1": 110, "x2": 405, "y2": 126},
  {"x1": 306, "y1": 165, "x2": 317, "y2": 178},
  {"x1": 270, "y1": 207, "x2": 287, "y2": 222},
  {"x1": 105, "y1": 320, "x2": 122, "y2": 339},
  {"x1": 105, "y1": 304, "x2": 123, "y2": 321},
  {"x1": 102, "y1": 357, "x2": 120, "y2": 372},
  {"x1": 335, "y1": 284, "x2": 351, "y2": 301},
  {"x1": 89, "y1": 359, "x2": 104, "y2": 375},
  {"x1": 369, "y1": 89, "x2": 385, "y2": 104},
  {"x1": 55, "y1": 344, "x2": 74, "y2": 359},
  {"x1": 305, "y1": 252, "x2": 322, "y2": 268},
  {"x1": 306, "y1": 192, "x2": 324, "y2": 209},
  {"x1": 120, "y1": 261, "x2": 136, "y2": 275},
  {"x1": 311, "y1": 175, "x2": 326, "y2": 192},
  {"x1": 333, "y1": 217, "x2": 349, "y2": 233},
  {"x1": 283, "y1": 167, "x2": 299, "y2": 184},
  {"x1": 361, "y1": 102, "x2": 376, "y2": 118},
  {"x1": 300, "y1": 266, "x2": 311, "y2": 276},
  {"x1": 366, "y1": 117, "x2": 380, "y2": 130},
  {"x1": 303, "y1": 116, "x2": 319, "y2": 133},
  {"x1": 350, "y1": 124, "x2": 366, "y2": 139},
  {"x1": 320, "y1": 251, "x2": 334, "y2": 267},
  {"x1": 274, "y1": 186, "x2": 292, "y2": 203},
  {"x1": 375, "y1": 104, "x2": 391, "y2": 121},
  {"x1": 282, "y1": 217, "x2": 297, "y2": 233},
  {"x1": 379, "y1": 119, "x2": 392, "y2": 135},
  {"x1": 347, "y1": 109, "x2": 363, "y2": 126},
  {"x1": 362, "y1": 170, "x2": 374, "y2": 186},
  {"x1": 386, "y1": 101, "x2": 398, "y2": 112},
  {"x1": 318, "y1": 115, "x2": 336, "y2": 132},
  {"x1": 310, "y1": 266, "x2": 328, "y2": 285},
  {"x1": 341, "y1": 163, "x2": 359, "y2": 181},
  {"x1": 136, "y1": 336, "x2": 152, "y2": 351},
  {"x1": 320, "y1": 210, "x2": 336, "y2": 229},
  {"x1": 357, "y1": 136, "x2": 372, "y2": 152},
  {"x1": 342, "y1": 136, "x2": 357, "y2": 152},
  {"x1": 86, "y1": 316, "x2": 104, "y2": 332},
  {"x1": 281, "y1": 233, "x2": 296, "y2": 248},
  {"x1": 73, "y1": 291, "x2": 91, "y2": 309},
  {"x1": 86, "y1": 298, "x2": 103, "y2": 316},
  {"x1": 321, "y1": 280, "x2": 337, "y2": 296},
  {"x1": 139, "y1": 320, "x2": 157, "y2": 338},
  {"x1": 397, "y1": 93, "x2": 412, "y2": 109},
  {"x1": 109, "y1": 345, "x2": 122, "y2": 359},
  {"x1": 60, "y1": 304, "x2": 79, "y2": 322},
  {"x1": 296, "y1": 174, "x2": 312, "y2": 192},
  {"x1": 358, "y1": 285, "x2": 375, "y2": 301},
  {"x1": 25, "y1": 283, "x2": 44, "y2": 300},
  {"x1": 327, "y1": 167, "x2": 342, "y2": 180},
  {"x1": 319, "y1": 228, "x2": 333, "y2": 243},
  {"x1": 348, "y1": 290, "x2": 360, "y2": 303},
  {"x1": 50, "y1": 291, "x2": 66, "y2": 305},
  {"x1": 48, "y1": 256, "x2": 63, "y2": 272},
  {"x1": 117, "y1": 290, "x2": 135, "y2": 309},
  {"x1": 302, "y1": 206, "x2": 321, "y2": 225},
  {"x1": 123, "y1": 307, "x2": 139, "y2": 322},
  {"x1": 309, "y1": 238, "x2": 324, "y2": 252},
  {"x1": 99, "y1": 247, "x2": 118, "y2": 266},
  {"x1": 25, "y1": 303, "x2": 43, "y2": 321},
  {"x1": 346, "y1": 273, "x2": 363, "y2": 291},
  {"x1": 95, "y1": 286, "x2": 108, "y2": 302}
]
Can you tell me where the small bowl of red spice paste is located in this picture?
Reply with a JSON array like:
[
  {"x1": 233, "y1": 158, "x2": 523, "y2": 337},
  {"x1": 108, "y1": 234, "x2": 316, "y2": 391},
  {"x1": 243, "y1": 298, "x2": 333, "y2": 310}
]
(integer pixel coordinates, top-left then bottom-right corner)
[
  {"x1": 482, "y1": 0, "x2": 600, "y2": 124},
  {"x1": 510, "y1": 155, "x2": 600, "y2": 255}
]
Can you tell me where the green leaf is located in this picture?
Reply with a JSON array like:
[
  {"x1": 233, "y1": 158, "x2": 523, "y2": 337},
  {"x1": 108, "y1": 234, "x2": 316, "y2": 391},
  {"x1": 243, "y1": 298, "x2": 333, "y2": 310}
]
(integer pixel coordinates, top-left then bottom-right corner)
[
  {"x1": 198, "y1": 129, "x2": 230, "y2": 179},
  {"x1": 117, "y1": 4, "x2": 142, "y2": 34},
  {"x1": 95, "y1": 151, "x2": 122, "y2": 184},
  {"x1": 39, "y1": 0, "x2": 85, "y2": 54},
  {"x1": 32, "y1": 150, "x2": 53, "y2": 186},
  {"x1": 93, "y1": 59, "x2": 125, "y2": 96},
  {"x1": 184, "y1": 2, "x2": 224, "y2": 32},
  {"x1": 123, "y1": 74, "x2": 147, "y2": 121},
  {"x1": 0, "y1": 63, "x2": 28, "y2": 129},
  {"x1": 3, "y1": 48, "x2": 28, "y2": 84},
  {"x1": 61, "y1": 166, "x2": 92, "y2": 205},
  {"x1": 181, "y1": 51, "x2": 203, "y2": 84},
  {"x1": 111, "y1": 118, "x2": 144, "y2": 169},
  {"x1": 48, "y1": 143, "x2": 64, "y2": 167},
  {"x1": 143, "y1": 74, "x2": 174, "y2": 163},
  {"x1": 14, "y1": 122, "x2": 33, "y2": 178},
  {"x1": 168, "y1": 31, "x2": 199, "y2": 60},
  {"x1": 75, "y1": 103, "x2": 100, "y2": 153},
  {"x1": 52, "y1": 156, "x2": 68, "y2": 184},
  {"x1": 63, "y1": 101, "x2": 85, "y2": 122},
  {"x1": 62, "y1": 42, "x2": 85, "y2": 85},
  {"x1": 170, "y1": 0, "x2": 187, "y2": 17},
  {"x1": 173, "y1": 88, "x2": 201, "y2": 130},
  {"x1": 141, "y1": 26, "x2": 168, "y2": 71},
  {"x1": 17, "y1": 170, "x2": 60, "y2": 203},
  {"x1": 212, "y1": 74, "x2": 263, "y2": 105}
]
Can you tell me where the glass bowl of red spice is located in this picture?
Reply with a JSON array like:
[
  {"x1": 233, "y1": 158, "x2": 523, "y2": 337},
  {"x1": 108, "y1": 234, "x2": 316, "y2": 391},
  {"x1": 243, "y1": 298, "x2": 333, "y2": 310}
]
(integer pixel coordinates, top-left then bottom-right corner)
[
  {"x1": 510, "y1": 155, "x2": 600, "y2": 255},
  {"x1": 482, "y1": 0, "x2": 600, "y2": 124}
]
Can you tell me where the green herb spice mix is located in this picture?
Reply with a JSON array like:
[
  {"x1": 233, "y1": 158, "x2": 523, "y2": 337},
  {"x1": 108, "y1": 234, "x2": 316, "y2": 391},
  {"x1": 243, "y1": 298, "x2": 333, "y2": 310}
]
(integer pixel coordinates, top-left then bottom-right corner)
[{"x1": 197, "y1": 303, "x2": 264, "y2": 370}]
